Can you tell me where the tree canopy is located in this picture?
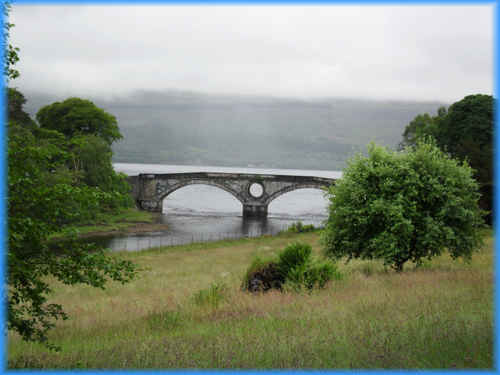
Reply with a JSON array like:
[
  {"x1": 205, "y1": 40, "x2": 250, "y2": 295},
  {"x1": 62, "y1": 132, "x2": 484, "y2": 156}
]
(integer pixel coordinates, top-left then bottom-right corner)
[
  {"x1": 400, "y1": 94, "x2": 494, "y2": 224},
  {"x1": 399, "y1": 107, "x2": 446, "y2": 149},
  {"x1": 7, "y1": 87, "x2": 37, "y2": 129},
  {"x1": 322, "y1": 141, "x2": 484, "y2": 272},
  {"x1": 36, "y1": 98, "x2": 123, "y2": 145}
]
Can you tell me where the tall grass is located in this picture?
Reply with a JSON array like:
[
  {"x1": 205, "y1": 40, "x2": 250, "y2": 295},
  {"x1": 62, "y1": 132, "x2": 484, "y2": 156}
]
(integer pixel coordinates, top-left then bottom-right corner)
[{"x1": 8, "y1": 231, "x2": 493, "y2": 369}]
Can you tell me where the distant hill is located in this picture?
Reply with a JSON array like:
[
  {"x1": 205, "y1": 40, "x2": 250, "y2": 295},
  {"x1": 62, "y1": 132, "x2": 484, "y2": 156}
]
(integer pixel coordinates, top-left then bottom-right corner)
[{"x1": 22, "y1": 89, "x2": 445, "y2": 171}]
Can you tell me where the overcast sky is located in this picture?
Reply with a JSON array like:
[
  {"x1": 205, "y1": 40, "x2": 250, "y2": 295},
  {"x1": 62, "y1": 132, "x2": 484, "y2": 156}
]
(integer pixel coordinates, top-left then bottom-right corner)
[{"x1": 9, "y1": 4, "x2": 494, "y2": 103}]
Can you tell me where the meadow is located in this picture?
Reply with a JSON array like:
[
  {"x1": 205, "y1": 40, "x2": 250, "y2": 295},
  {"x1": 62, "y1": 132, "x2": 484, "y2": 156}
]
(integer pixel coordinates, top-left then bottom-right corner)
[{"x1": 8, "y1": 231, "x2": 493, "y2": 369}]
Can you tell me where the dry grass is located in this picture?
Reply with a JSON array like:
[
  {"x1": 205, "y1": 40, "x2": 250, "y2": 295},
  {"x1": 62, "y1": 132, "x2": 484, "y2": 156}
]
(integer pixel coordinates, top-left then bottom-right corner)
[{"x1": 8, "y1": 231, "x2": 493, "y2": 369}]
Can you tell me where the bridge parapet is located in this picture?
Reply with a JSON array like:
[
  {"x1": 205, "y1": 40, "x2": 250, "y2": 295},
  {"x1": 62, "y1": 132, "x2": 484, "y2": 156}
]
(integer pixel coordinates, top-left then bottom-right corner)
[{"x1": 128, "y1": 172, "x2": 335, "y2": 217}]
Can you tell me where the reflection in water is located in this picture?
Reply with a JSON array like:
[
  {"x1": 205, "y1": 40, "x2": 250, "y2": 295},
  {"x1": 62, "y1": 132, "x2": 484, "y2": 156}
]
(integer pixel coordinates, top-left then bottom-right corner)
[
  {"x1": 241, "y1": 217, "x2": 268, "y2": 236},
  {"x1": 87, "y1": 214, "x2": 326, "y2": 252},
  {"x1": 86, "y1": 164, "x2": 337, "y2": 252}
]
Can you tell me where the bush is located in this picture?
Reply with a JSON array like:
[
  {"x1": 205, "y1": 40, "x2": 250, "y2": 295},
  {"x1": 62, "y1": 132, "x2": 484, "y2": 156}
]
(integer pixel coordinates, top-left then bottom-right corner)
[
  {"x1": 322, "y1": 140, "x2": 484, "y2": 272},
  {"x1": 304, "y1": 259, "x2": 341, "y2": 289},
  {"x1": 278, "y1": 242, "x2": 312, "y2": 278},
  {"x1": 241, "y1": 257, "x2": 284, "y2": 292},
  {"x1": 243, "y1": 242, "x2": 340, "y2": 293},
  {"x1": 286, "y1": 221, "x2": 316, "y2": 233}
]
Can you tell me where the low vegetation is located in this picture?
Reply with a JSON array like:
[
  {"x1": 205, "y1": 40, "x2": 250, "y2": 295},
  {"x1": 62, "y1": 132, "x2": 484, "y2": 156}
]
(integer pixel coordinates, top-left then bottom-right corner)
[
  {"x1": 8, "y1": 231, "x2": 493, "y2": 369},
  {"x1": 49, "y1": 208, "x2": 157, "y2": 239},
  {"x1": 285, "y1": 221, "x2": 317, "y2": 233},
  {"x1": 242, "y1": 242, "x2": 340, "y2": 292}
]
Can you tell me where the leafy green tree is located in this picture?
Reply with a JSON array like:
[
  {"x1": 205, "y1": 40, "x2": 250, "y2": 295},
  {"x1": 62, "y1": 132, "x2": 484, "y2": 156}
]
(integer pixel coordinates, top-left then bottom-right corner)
[
  {"x1": 8, "y1": 123, "x2": 137, "y2": 347},
  {"x1": 7, "y1": 88, "x2": 36, "y2": 129},
  {"x1": 68, "y1": 134, "x2": 133, "y2": 209},
  {"x1": 435, "y1": 94, "x2": 494, "y2": 224},
  {"x1": 35, "y1": 98, "x2": 133, "y2": 201},
  {"x1": 322, "y1": 141, "x2": 484, "y2": 272},
  {"x1": 400, "y1": 95, "x2": 494, "y2": 224},
  {"x1": 399, "y1": 109, "x2": 445, "y2": 149},
  {"x1": 69, "y1": 134, "x2": 114, "y2": 188},
  {"x1": 36, "y1": 98, "x2": 123, "y2": 145}
]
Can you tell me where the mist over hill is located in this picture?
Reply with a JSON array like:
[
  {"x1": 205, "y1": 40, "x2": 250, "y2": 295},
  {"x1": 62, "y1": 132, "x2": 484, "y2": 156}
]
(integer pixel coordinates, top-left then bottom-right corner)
[{"x1": 23, "y1": 89, "x2": 444, "y2": 171}]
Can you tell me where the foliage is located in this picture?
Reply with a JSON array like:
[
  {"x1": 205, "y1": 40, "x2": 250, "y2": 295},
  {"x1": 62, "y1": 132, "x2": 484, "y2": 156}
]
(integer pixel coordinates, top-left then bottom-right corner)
[
  {"x1": 322, "y1": 141, "x2": 484, "y2": 272},
  {"x1": 7, "y1": 88, "x2": 37, "y2": 129},
  {"x1": 241, "y1": 256, "x2": 284, "y2": 292},
  {"x1": 435, "y1": 94, "x2": 494, "y2": 224},
  {"x1": 303, "y1": 259, "x2": 340, "y2": 289},
  {"x1": 69, "y1": 135, "x2": 114, "y2": 187},
  {"x1": 243, "y1": 242, "x2": 340, "y2": 292},
  {"x1": 68, "y1": 134, "x2": 133, "y2": 207},
  {"x1": 278, "y1": 242, "x2": 340, "y2": 292},
  {"x1": 3, "y1": 2, "x2": 19, "y2": 81},
  {"x1": 7, "y1": 123, "x2": 137, "y2": 348},
  {"x1": 399, "y1": 109, "x2": 445, "y2": 149},
  {"x1": 400, "y1": 95, "x2": 494, "y2": 224},
  {"x1": 286, "y1": 221, "x2": 316, "y2": 233},
  {"x1": 36, "y1": 97, "x2": 123, "y2": 145}
]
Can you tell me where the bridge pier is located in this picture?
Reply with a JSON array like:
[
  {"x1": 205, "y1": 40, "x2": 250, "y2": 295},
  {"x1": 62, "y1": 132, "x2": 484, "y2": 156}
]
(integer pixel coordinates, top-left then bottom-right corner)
[
  {"x1": 138, "y1": 199, "x2": 162, "y2": 212},
  {"x1": 243, "y1": 204, "x2": 268, "y2": 218}
]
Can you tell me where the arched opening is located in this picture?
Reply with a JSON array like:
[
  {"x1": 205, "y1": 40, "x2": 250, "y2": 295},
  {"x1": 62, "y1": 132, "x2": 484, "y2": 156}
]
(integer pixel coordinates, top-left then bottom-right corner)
[
  {"x1": 268, "y1": 188, "x2": 329, "y2": 220},
  {"x1": 162, "y1": 183, "x2": 241, "y2": 216}
]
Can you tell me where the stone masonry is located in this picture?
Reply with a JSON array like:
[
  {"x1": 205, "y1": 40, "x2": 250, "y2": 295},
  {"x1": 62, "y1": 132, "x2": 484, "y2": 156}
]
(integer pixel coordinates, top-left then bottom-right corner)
[{"x1": 127, "y1": 172, "x2": 336, "y2": 218}]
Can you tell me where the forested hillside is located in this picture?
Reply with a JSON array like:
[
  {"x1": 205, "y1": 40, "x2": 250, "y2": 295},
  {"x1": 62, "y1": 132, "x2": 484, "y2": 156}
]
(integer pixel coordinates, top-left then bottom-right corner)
[{"x1": 23, "y1": 90, "x2": 444, "y2": 170}]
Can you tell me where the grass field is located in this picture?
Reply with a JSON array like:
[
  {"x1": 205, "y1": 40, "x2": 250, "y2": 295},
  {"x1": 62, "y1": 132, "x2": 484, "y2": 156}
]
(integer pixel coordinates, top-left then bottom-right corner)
[{"x1": 8, "y1": 230, "x2": 493, "y2": 369}]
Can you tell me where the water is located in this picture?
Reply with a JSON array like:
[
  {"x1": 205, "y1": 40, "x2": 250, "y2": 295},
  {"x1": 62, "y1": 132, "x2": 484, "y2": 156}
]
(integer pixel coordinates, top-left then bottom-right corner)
[{"x1": 92, "y1": 163, "x2": 342, "y2": 251}]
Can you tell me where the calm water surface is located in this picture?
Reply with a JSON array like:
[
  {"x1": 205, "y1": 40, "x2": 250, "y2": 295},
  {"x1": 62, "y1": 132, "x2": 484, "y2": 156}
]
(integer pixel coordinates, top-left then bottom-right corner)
[{"x1": 93, "y1": 163, "x2": 342, "y2": 251}]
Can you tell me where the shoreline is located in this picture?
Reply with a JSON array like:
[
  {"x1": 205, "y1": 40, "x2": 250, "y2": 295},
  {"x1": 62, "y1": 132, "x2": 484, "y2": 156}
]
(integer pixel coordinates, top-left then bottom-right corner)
[
  {"x1": 50, "y1": 209, "x2": 167, "y2": 240},
  {"x1": 75, "y1": 221, "x2": 170, "y2": 238}
]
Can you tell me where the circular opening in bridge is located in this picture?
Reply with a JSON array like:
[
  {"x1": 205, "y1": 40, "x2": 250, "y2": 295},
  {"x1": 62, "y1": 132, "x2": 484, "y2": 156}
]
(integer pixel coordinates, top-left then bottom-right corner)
[{"x1": 249, "y1": 182, "x2": 264, "y2": 198}]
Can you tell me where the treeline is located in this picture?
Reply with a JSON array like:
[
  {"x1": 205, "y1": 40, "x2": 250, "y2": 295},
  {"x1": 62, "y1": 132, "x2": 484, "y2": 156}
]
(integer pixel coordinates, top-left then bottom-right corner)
[
  {"x1": 9, "y1": 89, "x2": 133, "y2": 221},
  {"x1": 400, "y1": 94, "x2": 494, "y2": 224}
]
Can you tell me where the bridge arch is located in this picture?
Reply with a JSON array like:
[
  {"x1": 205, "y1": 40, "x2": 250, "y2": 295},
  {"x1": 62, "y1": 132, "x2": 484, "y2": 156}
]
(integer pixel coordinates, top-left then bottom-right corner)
[
  {"x1": 264, "y1": 184, "x2": 328, "y2": 205},
  {"x1": 129, "y1": 172, "x2": 336, "y2": 217},
  {"x1": 158, "y1": 180, "x2": 246, "y2": 206}
]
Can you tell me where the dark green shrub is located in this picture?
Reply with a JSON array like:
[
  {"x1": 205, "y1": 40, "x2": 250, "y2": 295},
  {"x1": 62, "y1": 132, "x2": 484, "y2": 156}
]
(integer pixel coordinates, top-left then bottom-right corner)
[
  {"x1": 304, "y1": 260, "x2": 341, "y2": 289},
  {"x1": 287, "y1": 221, "x2": 316, "y2": 233},
  {"x1": 241, "y1": 256, "x2": 284, "y2": 292},
  {"x1": 243, "y1": 242, "x2": 340, "y2": 293},
  {"x1": 278, "y1": 242, "x2": 312, "y2": 278}
]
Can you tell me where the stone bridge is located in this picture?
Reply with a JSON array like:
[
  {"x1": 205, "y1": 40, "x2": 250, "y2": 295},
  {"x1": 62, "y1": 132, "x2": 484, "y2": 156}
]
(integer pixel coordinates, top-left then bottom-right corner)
[{"x1": 128, "y1": 172, "x2": 336, "y2": 218}]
